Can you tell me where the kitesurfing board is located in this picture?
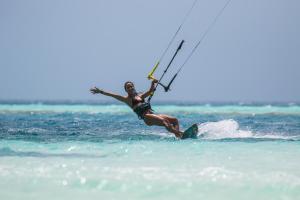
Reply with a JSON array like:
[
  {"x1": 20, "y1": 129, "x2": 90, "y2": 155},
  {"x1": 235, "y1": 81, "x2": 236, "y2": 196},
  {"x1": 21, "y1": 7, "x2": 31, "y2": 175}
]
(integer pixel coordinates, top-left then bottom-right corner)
[{"x1": 181, "y1": 124, "x2": 198, "y2": 139}]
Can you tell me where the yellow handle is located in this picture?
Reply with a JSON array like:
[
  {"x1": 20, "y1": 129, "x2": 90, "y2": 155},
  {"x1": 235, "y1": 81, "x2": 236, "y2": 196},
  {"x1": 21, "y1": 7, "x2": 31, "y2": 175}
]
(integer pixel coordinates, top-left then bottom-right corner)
[
  {"x1": 147, "y1": 62, "x2": 159, "y2": 80},
  {"x1": 148, "y1": 75, "x2": 156, "y2": 80},
  {"x1": 147, "y1": 61, "x2": 160, "y2": 96}
]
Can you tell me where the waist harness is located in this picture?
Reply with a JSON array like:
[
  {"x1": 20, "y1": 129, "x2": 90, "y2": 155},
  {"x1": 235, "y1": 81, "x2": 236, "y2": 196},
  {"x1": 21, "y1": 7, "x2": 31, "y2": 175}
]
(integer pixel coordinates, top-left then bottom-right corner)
[{"x1": 133, "y1": 102, "x2": 153, "y2": 120}]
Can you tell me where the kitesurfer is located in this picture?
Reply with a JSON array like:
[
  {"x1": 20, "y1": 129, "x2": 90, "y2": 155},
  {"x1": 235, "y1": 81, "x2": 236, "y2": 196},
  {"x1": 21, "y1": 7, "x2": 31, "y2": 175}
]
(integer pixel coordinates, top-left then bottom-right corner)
[{"x1": 90, "y1": 80, "x2": 183, "y2": 138}]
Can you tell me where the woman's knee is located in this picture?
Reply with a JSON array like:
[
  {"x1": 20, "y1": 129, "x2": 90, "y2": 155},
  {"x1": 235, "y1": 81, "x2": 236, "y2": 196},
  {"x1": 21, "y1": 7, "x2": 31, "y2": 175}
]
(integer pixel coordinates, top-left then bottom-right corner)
[
  {"x1": 168, "y1": 117, "x2": 178, "y2": 126},
  {"x1": 166, "y1": 115, "x2": 178, "y2": 123},
  {"x1": 173, "y1": 117, "x2": 179, "y2": 124}
]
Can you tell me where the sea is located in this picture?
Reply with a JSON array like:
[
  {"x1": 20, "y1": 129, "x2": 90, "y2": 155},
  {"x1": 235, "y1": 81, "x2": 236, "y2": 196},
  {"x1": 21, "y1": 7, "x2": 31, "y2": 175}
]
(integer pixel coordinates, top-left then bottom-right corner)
[{"x1": 0, "y1": 101, "x2": 299, "y2": 200}]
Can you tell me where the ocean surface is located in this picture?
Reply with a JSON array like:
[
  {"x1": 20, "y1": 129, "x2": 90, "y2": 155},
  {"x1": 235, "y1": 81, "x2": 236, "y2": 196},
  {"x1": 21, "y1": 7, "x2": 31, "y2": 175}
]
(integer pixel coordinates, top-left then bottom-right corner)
[{"x1": 0, "y1": 102, "x2": 300, "y2": 200}]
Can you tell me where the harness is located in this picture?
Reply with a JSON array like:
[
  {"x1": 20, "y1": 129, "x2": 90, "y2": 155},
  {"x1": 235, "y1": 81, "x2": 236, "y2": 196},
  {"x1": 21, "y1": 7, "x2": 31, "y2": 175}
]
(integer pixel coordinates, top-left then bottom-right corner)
[
  {"x1": 131, "y1": 96, "x2": 153, "y2": 119},
  {"x1": 133, "y1": 102, "x2": 153, "y2": 120}
]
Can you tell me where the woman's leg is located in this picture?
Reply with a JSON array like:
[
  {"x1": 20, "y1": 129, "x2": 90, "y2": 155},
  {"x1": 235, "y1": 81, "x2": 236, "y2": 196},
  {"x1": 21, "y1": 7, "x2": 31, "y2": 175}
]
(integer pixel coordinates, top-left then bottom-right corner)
[
  {"x1": 143, "y1": 114, "x2": 182, "y2": 138},
  {"x1": 158, "y1": 114, "x2": 180, "y2": 131}
]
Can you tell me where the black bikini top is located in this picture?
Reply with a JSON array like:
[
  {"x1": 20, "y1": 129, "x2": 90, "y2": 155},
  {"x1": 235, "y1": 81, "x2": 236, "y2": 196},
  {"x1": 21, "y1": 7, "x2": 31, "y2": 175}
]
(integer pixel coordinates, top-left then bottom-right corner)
[{"x1": 131, "y1": 95, "x2": 145, "y2": 108}]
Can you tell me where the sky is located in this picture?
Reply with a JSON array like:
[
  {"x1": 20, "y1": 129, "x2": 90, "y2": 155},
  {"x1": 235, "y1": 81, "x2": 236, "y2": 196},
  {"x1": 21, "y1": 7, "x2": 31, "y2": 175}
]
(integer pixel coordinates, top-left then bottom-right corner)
[{"x1": 0, "y1": 0, "x2": 299, "y2": 103}]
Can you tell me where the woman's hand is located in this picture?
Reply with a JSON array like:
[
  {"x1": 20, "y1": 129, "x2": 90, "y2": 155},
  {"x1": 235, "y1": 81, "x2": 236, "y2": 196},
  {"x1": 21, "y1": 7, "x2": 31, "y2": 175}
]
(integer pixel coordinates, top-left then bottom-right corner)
[
  {"x1": 151, "y1": 78, "x2": 158, "y2": 84},
  {"x1": 90, "y1": 87, "x2": 104, "y2": 94}
]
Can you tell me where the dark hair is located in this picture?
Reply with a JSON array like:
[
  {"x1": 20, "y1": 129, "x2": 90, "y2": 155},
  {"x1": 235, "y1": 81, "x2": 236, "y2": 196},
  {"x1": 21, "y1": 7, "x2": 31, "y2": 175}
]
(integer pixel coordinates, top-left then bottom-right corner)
[{"x1": 124, "y1": 81, "x2": 134, "y2": 91}]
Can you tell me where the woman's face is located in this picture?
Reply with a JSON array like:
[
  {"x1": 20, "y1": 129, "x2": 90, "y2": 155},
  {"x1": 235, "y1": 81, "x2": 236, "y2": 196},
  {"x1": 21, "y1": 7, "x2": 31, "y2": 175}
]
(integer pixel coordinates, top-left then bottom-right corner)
[{"x1": 125, "y1": 82, "x2": 136, "y2": 95}]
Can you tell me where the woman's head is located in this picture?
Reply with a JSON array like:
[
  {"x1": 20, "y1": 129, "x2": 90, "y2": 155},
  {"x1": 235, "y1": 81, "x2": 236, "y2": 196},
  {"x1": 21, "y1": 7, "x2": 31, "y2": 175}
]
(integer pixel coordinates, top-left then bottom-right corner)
[{"x1": 124, "y1": 81, "x2": 136, "y2": 95}]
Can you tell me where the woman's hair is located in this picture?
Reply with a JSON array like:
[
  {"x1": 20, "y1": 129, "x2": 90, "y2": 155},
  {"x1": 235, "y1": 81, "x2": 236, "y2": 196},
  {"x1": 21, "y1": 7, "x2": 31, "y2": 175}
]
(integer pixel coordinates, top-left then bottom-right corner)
[{"x1": 124, "y1": 81, "x2": 134, "y2": 91}]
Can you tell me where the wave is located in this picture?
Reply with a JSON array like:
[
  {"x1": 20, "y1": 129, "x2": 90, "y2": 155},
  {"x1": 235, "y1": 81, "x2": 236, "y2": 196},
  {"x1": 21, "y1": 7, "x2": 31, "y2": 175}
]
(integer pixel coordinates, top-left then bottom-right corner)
[{"x1": 1, "y1": 104, "x2": 300, "y2": 115}]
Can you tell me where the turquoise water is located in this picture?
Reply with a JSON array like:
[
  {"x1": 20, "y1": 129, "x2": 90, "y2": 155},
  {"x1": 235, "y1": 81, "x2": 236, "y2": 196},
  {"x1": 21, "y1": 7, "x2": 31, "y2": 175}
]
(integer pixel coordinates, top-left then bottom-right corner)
[{"x1": 0, "y1": 102, "x2": 300, "y2": 200}]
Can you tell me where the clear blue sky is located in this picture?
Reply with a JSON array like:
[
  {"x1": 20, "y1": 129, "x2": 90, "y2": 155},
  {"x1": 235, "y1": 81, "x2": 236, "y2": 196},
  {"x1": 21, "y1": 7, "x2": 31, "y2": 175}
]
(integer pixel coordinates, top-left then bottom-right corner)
[{"x1": 0, "y1": 0, "x2": 299, "y2": 102}]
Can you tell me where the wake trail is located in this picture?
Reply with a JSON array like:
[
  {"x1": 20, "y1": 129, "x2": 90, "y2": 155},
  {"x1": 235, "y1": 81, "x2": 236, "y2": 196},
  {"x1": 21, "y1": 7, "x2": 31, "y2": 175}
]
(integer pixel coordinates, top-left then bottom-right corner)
[{"x1": 196, "y1": 119, "x2": 300, "y2": 141}]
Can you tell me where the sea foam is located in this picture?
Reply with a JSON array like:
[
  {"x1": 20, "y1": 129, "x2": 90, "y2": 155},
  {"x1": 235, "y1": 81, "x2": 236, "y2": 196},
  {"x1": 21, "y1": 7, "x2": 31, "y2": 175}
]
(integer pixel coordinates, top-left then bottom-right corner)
[{"x1": 197, "y1": 119, "x2": 253, "y2": 139}]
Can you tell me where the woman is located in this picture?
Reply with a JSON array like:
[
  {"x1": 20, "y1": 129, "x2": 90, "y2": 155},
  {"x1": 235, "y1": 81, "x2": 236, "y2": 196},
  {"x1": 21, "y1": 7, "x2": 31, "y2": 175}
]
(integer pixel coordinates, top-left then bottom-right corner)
[{"x1": 90, "y1": 80, "x2": 183, "y2": 138}]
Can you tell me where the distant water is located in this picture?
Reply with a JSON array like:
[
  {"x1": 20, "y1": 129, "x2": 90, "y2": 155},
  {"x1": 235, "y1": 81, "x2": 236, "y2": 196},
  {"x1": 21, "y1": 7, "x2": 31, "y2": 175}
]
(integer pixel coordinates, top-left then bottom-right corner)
[{"x1": 0, "y1": 102, "x2": 300, "y2": 200}]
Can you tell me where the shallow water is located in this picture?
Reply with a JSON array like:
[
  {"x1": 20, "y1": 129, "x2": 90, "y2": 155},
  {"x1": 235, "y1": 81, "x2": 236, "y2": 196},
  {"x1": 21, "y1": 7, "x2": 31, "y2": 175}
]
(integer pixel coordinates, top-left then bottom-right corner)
[{"x1": 0, "y1": 102, "x2": 300, "y2": 200}]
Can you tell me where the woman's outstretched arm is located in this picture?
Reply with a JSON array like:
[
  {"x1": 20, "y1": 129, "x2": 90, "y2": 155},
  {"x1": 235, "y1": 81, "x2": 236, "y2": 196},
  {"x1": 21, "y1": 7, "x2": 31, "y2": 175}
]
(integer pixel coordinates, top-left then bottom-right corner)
[{"x1": 90, "y1": 87, "x2": 127, "y2": 103}]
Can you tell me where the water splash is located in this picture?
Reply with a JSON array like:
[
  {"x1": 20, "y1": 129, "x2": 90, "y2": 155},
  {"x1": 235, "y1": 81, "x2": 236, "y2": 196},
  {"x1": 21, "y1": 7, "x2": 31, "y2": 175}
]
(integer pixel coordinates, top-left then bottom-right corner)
[
  {"x1": 197, "y1": 119, "x2": 253, "y2": 139},
  {"x1": 196, "y1": 119, "x2": 300, "y2": 141}
]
